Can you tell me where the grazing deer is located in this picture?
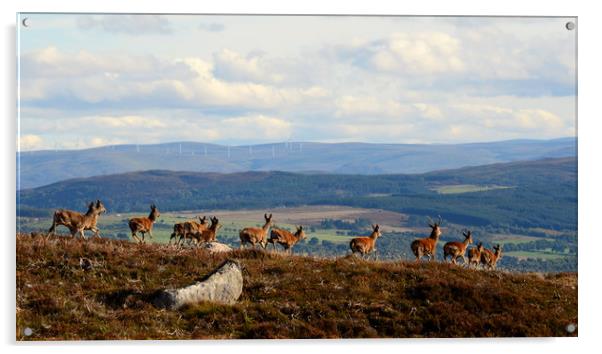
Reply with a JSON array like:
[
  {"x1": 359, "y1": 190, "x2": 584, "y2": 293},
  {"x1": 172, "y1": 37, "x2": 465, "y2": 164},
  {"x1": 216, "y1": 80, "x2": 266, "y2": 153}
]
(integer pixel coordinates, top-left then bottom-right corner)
[
  {"x1": 239, "y1": 213, "x2": 273, "y2": 249},
  {"x1": 443, "y1": 230, "x2": 473, "y2": 264},
  {"x1": 128, "y1": 204, "x2": 160, "y2": 243},
  {"x1": 349, "y1": 224, "x2": 382, "y2": 257},
  {"x1": 480, "y1": 244, "x2": 503, "y2": 270},
  {"x1": 47, "y1": 200, "x2": 107, "y2": 239},
  {"x1": 268, "y1": 225, "x2": 307, "y2": 254},
  {"x1": 411, "y1": 216, "x2": 443, "y2": 262},
  {"x1": 169, "y1": 216, "x2": 208, "y2": 246},
  {"x1": 193, "y1": 216, "x2": 222, "y2": 244},
  {"x1": 467, "y1": 242, "x2": 485, "y2": 268}
]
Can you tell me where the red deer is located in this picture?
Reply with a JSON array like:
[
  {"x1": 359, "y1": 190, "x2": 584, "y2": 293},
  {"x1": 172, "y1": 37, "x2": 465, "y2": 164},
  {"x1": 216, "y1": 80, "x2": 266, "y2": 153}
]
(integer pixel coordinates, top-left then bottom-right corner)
[
  {"x1": 443, "y1": 230, "x2": 473, "y2": 264},
  {"x1": 128, "y1": 204, "x2": 160, "y2": 243},
  {"x1": 169, "y1": 216, "x2": 208, "y2": 246},
  {"x1": 410, "y1": 216, "x2": 443, "y2": 262},
  {"x1": 480, "y1": 244, "x2": 503, "y2": 270},
  {"x1": 192, "y1": 216, "x2": 222, "y2": 244},
  {"x1": 349, "y1": 224, "x2": 382, "y2": 257},
  {"x1": 239, "y1": 213, "x2": 273, "y2": 248},
  {"x1": 467, "y1": 242, "x2": 485, "y2": 268},
  {"x1": 268, "y1": 225, "x2": 306, "y2": 253},
  {"x1": 47, "y1": 200, "x2": 106, "y2": 239}
]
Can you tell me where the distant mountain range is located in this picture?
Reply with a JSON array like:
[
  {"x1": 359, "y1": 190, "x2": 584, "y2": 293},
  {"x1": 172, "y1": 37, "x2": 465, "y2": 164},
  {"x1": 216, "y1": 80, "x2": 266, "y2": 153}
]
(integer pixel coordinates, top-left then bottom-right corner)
[{"x1": 16, "y1": 137, "x2": 576, "y2": 189}]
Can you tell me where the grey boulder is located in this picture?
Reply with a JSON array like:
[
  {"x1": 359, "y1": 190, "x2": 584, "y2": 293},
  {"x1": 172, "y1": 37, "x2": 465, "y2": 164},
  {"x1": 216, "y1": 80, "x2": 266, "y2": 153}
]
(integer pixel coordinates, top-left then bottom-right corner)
[
  {"x1": 199, "y1": 242, "x2": 233, "y2": 253},
  {"x1": 153, "y1": 260, "x2": 243, "y2": 309}
]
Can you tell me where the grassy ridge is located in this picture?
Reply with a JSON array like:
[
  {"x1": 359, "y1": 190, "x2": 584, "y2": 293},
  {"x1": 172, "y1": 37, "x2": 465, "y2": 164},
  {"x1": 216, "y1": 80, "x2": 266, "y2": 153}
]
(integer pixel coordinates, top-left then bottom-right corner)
[{"x1": 16, "y1": 234, "x2": 577, "y2": 339}]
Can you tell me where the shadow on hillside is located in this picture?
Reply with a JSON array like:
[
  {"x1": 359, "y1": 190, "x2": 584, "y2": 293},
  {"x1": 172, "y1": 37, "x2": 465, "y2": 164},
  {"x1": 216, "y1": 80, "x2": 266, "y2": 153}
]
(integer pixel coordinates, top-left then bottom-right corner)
[{"x1": 97, "y1": 289, "x2": 158, "y2": 310}]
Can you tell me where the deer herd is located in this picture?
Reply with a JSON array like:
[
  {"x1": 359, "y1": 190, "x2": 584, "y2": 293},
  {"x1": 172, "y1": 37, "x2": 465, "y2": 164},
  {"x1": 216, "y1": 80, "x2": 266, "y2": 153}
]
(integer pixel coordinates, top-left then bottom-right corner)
[{"x1": 43, "y1": 201, "x2": 502, "y2": 269}]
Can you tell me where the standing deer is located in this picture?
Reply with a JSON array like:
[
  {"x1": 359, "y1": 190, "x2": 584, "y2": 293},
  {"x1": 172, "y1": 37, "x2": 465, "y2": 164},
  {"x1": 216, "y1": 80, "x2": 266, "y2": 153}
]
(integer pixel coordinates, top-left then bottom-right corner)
[
  {"x1": 193, "y1": 216, "x2": 222, "y2": 244},
  {"x1": 443, "y1": 230, "x2": 473, "y2": 264},
  {"x1": 239, "y1": 213, "x2": 273, "y2": 249},
  {"x1": 349, "y1": 224, "x2": 382, "y2": 257},
  {"x1": 410, "y1": 216, "x2": 443, "y2": 262},
  {"x1": 467, "y1": 242, "x2": 485, "y2": 268},
  {"x1": 128, "y1": 204, "x2": 160, "y2": 243},
  {"x1": 268, "y1": 225, "x2": 306, "y2": 254},
  {"x1": 480, "y1": 244, "x2": 503, "y2": 270},
  {"x1": 169, "y1": 216, "x2": 208, "y2": 246},
  {"x1": 47, "y1": 200, "x2": 107, "y2": 239}
]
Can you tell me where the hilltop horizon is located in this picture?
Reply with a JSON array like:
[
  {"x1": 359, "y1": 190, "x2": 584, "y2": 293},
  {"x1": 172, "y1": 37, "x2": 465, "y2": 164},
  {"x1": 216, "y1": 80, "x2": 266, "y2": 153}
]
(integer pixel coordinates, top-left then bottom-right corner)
[{"x1": 18, "y1": 136, "x2": 576, "y2": 153}]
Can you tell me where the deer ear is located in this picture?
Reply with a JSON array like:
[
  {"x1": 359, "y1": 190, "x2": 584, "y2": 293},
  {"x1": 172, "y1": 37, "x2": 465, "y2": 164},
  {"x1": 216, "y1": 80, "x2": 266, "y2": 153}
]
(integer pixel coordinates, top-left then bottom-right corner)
[{"x1": 269, "y1": 213, "x2": 273, "y2": 218}]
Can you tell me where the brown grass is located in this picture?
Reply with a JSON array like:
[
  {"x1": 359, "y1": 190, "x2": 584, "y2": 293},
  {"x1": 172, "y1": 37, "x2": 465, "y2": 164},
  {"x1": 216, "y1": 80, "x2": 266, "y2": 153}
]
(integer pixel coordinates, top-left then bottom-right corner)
[{"x1": 16, "y1": 233, "x2": 577, "y2": 340}]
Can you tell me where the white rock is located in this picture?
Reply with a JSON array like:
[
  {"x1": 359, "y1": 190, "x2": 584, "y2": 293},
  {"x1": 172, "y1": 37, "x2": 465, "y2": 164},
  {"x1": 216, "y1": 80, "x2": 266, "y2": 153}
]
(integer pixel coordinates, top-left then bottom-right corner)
[
  {"x1": 199, "y1": 242, "x2": 233, "y2": 253},
  {"x1": 153, "y1": 260, "x2": 243, "y2": 309}
]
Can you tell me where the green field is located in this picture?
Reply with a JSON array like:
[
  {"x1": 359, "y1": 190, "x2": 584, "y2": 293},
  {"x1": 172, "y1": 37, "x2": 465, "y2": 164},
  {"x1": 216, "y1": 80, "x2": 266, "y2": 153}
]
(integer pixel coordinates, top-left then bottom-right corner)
[
  {"x1": 505, "y1": 251, "x2": 568, "y2": 260},
  {"x1": 431, "y1": 184, "x2": 513, "y2": 194},
  {"x1": 489, "y1": 233, "x2": 546, "y2": 245},
  {"x1": 18, "y1": 211, "x2": 357, "y2": 246}
]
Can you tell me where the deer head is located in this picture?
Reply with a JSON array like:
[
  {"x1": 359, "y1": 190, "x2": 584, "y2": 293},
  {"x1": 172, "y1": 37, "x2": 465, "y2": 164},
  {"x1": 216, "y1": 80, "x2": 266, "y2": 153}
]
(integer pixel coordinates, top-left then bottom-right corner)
[
  {"x1": 198, "y1": 216, "x2": 208, "y2": 225},
  {"x1": 210, "y1": 216, "x2": 222, "y2": 230},
  {"x1": 95, "y1": 200, "x2": 107, "y2": 214},
  {"x1": 427, "y1": 216, "x2": 442, "y2": 238},
  {"x1": 494, "y1": 244, "x2": 502, "y2": 255},
  {"x1": 462, "y1": 230, "x2": 473, "y2": 244},
  {"x1": 295, "y1": 225, "x2": 306, "y2": 240},
  {"x1": 372, "y1": 224, "x2": 382, "y2": 238},
  {"x1": 150, "y1": 204, "x2": 160, "y2": 220},
  {"x1": 264, "y1": 213, "x2": 273, "y2": 226}
]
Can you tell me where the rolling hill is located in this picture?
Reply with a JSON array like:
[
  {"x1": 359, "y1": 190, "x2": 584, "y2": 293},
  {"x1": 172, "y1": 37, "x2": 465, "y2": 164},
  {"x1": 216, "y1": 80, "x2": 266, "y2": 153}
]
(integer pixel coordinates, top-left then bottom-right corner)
[
  {"x1": 17, "y1": 157, "x2": 577, "y2": 230},
  {"x1": 17, "y1": 138, "x2": 576, "y2": 189},
  {"x1": 16, "y1": 234, "x2": 577, "y2": 339}
]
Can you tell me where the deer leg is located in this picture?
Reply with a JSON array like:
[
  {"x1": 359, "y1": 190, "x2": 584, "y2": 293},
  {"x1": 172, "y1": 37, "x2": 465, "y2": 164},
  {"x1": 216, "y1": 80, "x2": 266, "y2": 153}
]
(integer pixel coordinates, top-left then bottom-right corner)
[
  {"x1": 148, "y1": 230, "x2": 153, "y2": 240},
  {"x1": 47, "y1": 221, "x2": 56, "y2": 238}
]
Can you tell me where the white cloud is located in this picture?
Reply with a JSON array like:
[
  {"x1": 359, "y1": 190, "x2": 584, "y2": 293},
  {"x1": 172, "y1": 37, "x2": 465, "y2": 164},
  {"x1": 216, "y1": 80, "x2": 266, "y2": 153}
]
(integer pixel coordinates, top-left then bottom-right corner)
[
  {"x1": 198, "y1": 22, "x2": 225, "y2": 32},
  {"x1": 213, "y1": 49, "x2": 284, "y2": 83},
  {"x1": 91, "y1": 115, "x2": 167, "y2": 129},
  {"x1": 335, "y1": 96, "x2": 412, "y2": 119},
  {"x1": 76, "y1": 15, "x2": 172, "y2": 35},
  {"x1": 370, "y1": 32, "x2": 465, "y2": 75},
  {"x1": 19, "y1": 134, "x2": 44, "y2": 150},
  {"x1": 221, "y1": 115, "x2": 292, "y2": 140}
]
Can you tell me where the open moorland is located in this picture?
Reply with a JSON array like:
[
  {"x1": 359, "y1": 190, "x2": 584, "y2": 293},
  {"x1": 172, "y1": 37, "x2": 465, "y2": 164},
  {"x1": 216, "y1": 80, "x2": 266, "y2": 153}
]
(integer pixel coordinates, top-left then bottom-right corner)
[{"x1": 16, "y1": 234, "x2": 577, "y2": 340}]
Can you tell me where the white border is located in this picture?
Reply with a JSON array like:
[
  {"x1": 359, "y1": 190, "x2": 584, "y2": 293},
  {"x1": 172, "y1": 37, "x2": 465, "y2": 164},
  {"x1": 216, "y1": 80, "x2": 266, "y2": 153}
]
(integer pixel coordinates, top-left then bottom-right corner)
[{"x1": 2, "y1": 0, "x2": 600, "y2": 353}]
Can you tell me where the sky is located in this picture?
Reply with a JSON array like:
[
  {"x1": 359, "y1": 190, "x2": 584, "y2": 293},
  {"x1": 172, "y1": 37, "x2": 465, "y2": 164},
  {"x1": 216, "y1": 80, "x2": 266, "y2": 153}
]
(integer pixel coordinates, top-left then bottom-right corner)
[{"x1": 17, "y1": 14, "x2": 577, "y2": 150}]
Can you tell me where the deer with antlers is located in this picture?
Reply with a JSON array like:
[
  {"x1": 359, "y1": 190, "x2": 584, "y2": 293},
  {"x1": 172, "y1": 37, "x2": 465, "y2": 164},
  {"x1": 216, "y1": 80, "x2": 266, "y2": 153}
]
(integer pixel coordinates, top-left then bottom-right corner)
[
  {"x1": 192, "y1": 216, "x2": 222, "y2": 244},
  {"x1": 169, "y1": 216, "x2": 208, "y2": 246},
  {"x1": 480, "y1": 244, "x2": 503, "y2": 270},
  {"x1": 443, "y1": 229, "x2": 473, "y2": 264},
  {"x1": 239, "y1": 213, "x2": 273, "y2": 249},
  {"x1": 411, "y1": 216, "x2": 443, "y2": 262},
  {"x1": 467, "y1": 242, "x2": 485, "y2": 268},
  {"x1": 349, "y1": 224, "x2": 382, "y2": 257},
  {"x1": 128, "y1": 204, "x2": 160, "y2": 243},
  {"x1": 268, "y1": 225, "x2": 306, "y2": 254},
  {"x1": 47, "y1": 200, "x2": 107, "y2": 240}
]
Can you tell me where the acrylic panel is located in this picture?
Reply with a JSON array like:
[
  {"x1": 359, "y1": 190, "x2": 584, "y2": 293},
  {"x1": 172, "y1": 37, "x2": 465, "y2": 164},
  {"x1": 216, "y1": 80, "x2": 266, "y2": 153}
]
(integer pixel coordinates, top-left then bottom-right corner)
[{"x1": 16, "y1": 14, "x2": 577, "y2": 340}]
